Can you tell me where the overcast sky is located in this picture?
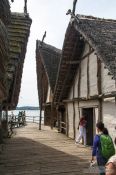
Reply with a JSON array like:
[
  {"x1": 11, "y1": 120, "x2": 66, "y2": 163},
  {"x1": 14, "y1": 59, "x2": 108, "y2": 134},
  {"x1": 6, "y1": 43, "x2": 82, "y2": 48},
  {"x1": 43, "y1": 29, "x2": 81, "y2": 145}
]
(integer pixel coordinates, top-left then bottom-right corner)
[{"x1": 11, "y1": 0, "x2": 116, "y2": 107}]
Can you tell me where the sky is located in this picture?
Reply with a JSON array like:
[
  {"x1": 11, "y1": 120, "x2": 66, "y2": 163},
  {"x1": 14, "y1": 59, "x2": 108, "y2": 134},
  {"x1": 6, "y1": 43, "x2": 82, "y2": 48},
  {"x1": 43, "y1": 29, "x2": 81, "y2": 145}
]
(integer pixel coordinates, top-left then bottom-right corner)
[{"x1": 10, "y1": 0, "x2": 116, "y2": 107}]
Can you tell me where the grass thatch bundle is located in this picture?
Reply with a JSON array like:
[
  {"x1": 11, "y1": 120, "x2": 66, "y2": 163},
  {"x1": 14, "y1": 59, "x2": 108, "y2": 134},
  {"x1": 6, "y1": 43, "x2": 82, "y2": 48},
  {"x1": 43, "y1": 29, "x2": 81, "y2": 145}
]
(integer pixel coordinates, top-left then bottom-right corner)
[{"x1": 0, "y1": 0, "x2": 10, "y2": 25}]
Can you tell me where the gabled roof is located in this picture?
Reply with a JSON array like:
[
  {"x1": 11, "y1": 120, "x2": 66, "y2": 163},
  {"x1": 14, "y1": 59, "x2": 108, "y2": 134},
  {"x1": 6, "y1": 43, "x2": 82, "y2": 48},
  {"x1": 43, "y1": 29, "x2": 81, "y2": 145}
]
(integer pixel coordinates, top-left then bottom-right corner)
[
  {"x1": 5, "y1": 13, "x2": 32, "y2": 109},
  {"x1": 0, "y1": 19, "x2": 9, "y2": 101},
  {"x1": 54, "y1": 15, "x2": 116, "y2": 103},
  {"x1": 0, "y1": 0, "x2": 10, "y2": 101},
  {"x1": 36, "y1": 41, "x2": 61, "y2": 93},
  {"x1": 74, "y1": 15, "x2": 116, "y2": 80}
]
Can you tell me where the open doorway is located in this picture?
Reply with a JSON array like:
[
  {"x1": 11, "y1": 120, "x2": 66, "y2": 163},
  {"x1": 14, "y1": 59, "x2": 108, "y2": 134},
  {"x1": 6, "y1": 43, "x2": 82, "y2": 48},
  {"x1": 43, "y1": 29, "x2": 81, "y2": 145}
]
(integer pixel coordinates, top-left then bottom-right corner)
[{"x1": 82, "y1": 108, "x2": 94, "y2": 146}]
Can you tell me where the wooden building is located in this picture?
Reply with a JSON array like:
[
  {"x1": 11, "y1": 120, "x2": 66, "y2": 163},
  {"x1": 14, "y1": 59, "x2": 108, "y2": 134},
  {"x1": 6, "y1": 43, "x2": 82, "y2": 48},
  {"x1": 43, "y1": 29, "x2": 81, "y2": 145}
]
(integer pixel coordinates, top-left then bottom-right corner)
[
  {"x1": 0, "y1": 0, "x2": 10, "y2": 104},
  {"x1": 53, "y1": 15, "x2": 116, "y2": 145},
  {"x1": 36, "y1": 40, "x2": 61, "y2": 127},
  {"x1": 0, "y1": 0, "x2": 32, "y2": 141},
  {"x1": 4, "y1": 13, "x2": 32, "y2": 110}
]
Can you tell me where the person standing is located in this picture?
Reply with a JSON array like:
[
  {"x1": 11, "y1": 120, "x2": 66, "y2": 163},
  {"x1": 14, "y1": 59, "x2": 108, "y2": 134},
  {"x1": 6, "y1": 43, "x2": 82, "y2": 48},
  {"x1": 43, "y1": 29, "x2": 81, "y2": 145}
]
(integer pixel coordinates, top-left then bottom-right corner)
[
  {"x1": 75, "y1": 116, "x2": 87, "y2": 146},
  {"x1": 91, "y1": 122, "x2": 115, "y2": 175}
]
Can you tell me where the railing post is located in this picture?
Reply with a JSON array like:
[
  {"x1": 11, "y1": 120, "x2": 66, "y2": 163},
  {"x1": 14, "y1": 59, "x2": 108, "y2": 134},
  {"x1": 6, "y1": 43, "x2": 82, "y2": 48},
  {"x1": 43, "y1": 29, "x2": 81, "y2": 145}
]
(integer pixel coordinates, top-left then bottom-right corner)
[{"x1": 33, "y1": 116, "x2": 34, "y2": 123}]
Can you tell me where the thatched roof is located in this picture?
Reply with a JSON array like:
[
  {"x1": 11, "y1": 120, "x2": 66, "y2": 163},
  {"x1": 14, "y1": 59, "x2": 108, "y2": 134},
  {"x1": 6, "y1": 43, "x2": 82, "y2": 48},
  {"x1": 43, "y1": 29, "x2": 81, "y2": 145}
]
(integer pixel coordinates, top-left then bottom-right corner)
[
  {"x1": 36, "y1": 41, "x2": 61, "y2": 108},
  {"x1": 36, "y1": 41, "x2": 61, "y2": 93},
  {"x1": 54, "y1": 15, "x2": 116, "y2": 103},
  {"x1": 0, "y1": 19, "x2": 9, "y2": 101},
  {"x1": 0, "y1": 0, "x2": 10, "y2": 25},
  {"x1": 4, "y1": 13, "x2": 32, "y2": 109},
  {"x1": 74, "y1": 15, "x2": 116, "y2": 80}
]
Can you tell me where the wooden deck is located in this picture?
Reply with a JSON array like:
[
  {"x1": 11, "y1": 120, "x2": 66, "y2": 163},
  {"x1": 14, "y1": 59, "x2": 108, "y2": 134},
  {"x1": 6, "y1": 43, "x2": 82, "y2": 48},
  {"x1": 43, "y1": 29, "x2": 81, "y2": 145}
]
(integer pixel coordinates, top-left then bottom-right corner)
[{"x1": 0, "y1": 123, "x2": 92, "y2": 175}]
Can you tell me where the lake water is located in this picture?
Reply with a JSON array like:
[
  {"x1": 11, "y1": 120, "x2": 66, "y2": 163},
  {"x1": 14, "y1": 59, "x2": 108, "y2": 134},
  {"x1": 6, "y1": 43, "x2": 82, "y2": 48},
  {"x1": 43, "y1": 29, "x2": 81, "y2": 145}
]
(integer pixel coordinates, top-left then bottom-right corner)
[{"x1": 8, "y1": 110, "x2": 44, "y2": 124}]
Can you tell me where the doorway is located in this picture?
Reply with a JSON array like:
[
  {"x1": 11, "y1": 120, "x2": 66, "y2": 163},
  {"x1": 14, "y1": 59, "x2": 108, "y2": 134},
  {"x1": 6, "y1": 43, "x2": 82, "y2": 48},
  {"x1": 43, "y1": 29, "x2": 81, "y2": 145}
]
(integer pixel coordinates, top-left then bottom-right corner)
[{"x1": 82, "y1": 108, "x2": 94, "y2": 146}]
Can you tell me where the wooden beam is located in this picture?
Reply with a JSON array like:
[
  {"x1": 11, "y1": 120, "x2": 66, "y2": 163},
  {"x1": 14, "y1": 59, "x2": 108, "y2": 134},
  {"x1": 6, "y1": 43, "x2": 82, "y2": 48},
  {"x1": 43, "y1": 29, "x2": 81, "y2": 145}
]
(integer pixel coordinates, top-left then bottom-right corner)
[
  {"x1": 87, "y1": 51, "x2": 90, "y2": 99},
  {"x1": 39, "y1": 107, "x2": 42, "y2": 130},
  {"x1": 78, "y1": 64, "x2": 81, "y2": 98},
  {"x1": 81, "y1": 49, "x2": 94, "y2": 61},
  {"x1": 63, "y1": 92, "x2": 116, "y2": 103},
  {"x1": 50, "y1": 103, "x2": 54, "y2": 129},
  {"x1": 97, "y1": 57, "x2": 102, "y2": 121},
  {"x1": 66, "y1": 105, "x2": 69, "y2": 137},
  {"x1": 98, "y1": 98, "x2": 103, "y2": 121},
  {"x1": 97, "y1": 58, "x2": 102, "y2": 94},
  {"x1": 73, "y1": 83, "x2": 75, "y2": 139}
]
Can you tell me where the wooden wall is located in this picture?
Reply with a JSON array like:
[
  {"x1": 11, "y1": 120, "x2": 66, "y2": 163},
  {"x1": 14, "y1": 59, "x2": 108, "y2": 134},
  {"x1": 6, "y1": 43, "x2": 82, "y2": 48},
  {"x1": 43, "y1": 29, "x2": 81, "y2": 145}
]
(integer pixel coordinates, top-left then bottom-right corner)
[
  {"x1": 68, "y1": 42, "x2": 116, "y2": 99},
  {"x1": 66, "y1": 100, "x2": 99, "y2": 140},
  {"x1": 66, "y1": 42, "x2": 116, "y2": 141}
]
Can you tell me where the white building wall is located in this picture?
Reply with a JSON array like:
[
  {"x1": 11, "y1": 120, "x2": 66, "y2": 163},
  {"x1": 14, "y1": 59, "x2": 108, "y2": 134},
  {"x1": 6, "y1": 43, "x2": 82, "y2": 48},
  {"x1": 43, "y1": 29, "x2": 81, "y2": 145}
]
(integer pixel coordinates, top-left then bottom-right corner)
[
  {"x1": 103, "y1": 99, "x2": 116, "y2": 142},
  {"x1": 46, "y1": 84, "x2": 53, "y2": 103},
  {"x1": 101, "y1": 63, "x2": 116, "y2": 93},
  {"x1": 89, "y1": 53, "x2": 98, "y2": 96},
  {"x1": 66, "y1": 42, "x2": 116, "y2": 142},
  {"x1": 68, "y1": 43, "x2": 90, "y2": 99},
  {"x1": 80, "y1": 58, "x2": 87, "y2": 98},
  {"x1": 67, "y1": 103, "x2": 74, "y2": 139},
  {"x1": 74, "y1": 73, "x2": 79, "y2": 98}
]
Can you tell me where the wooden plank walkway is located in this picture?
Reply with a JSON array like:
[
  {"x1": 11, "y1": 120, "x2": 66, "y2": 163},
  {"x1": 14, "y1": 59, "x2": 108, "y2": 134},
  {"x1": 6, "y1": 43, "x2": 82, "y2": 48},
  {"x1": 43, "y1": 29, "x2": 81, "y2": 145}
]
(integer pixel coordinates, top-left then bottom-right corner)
[{"x1": 0, "y1": 123, "x2": 92, "y2": 175}]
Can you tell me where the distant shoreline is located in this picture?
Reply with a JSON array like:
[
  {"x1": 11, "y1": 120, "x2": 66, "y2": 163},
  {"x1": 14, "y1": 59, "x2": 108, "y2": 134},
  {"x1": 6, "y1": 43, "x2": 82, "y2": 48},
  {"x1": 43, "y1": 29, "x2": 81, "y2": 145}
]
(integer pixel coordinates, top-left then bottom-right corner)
[{"x1": 16, "y1": 106, "x2": 39, "y2": 110}]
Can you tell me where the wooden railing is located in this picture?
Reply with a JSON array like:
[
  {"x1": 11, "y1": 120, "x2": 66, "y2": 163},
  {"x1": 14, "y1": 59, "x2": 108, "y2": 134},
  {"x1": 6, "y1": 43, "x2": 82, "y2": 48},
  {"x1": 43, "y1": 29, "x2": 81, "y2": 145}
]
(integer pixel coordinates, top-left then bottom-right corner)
[{"x1": 25, "y1": 116, "x2": 44, "y2": 123}]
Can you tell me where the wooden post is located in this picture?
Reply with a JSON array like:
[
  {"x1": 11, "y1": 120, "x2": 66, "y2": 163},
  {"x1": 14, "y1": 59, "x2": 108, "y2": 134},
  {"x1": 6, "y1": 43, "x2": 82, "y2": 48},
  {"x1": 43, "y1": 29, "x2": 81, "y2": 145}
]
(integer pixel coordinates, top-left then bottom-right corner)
[
  {"x1": 66, "y1": 105, "x2": 69, "y2": 136},
  {"x1": 73, "y1": 83, "x2": 76, "y2": 139},
  {"x1": 51, "y1": 103, "x2": 54, "y2": 130},
  {"x1": 87, "y1": 49, "x2": 90, "y2": 99},
  {"x1": 73, "y1": 102, "x2": 76, "y2": 139},
  {"x1": 78, "y1": 64, "x2": 81, "y2": 119},
  {"x1": 97, "y1": 58, "x2": 102, "y2": 121},
  {"x1": 0, "y1": 105, "x2": 3, "y2": 144},
  {"x1": 39, "y1": 107, "x2": 42, "y2": 130},
  {"x1": 57, "y1": 106, "x2": 60, "y2": 132}
]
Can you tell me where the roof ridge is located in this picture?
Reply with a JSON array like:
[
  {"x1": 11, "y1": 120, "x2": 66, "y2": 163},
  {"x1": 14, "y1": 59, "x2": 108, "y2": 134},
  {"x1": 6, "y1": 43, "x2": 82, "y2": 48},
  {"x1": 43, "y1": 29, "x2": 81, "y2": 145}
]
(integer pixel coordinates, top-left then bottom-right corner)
[
  {"x1": 11, "y1": 12, "x2": 31, "y2": 19},
  {"x1": 37, "y1": 40, "x2": 61, "y2": 53},
  {"x1": 77, "y1": 14, "x2": 116, "y2": 23}
]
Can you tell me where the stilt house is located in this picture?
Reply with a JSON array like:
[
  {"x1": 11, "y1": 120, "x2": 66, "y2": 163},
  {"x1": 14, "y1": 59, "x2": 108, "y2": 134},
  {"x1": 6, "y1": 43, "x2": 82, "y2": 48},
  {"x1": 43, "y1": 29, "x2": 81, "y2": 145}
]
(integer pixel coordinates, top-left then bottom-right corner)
[
  {"x1": 53, "y1": 15, "x2": 116, "y2": 145},
  {"x1": 0, "y1": 0, "x2": 10, "y2": 103},
  {"x1": 4, "y1": 13, "x2": 32, "y2": 110},
  {"x1": 0, "y1": 0, "x2": 32, "y2": 141},
  {"x1": 36, "y1": 41, "x2": 61, "y2": 126}
]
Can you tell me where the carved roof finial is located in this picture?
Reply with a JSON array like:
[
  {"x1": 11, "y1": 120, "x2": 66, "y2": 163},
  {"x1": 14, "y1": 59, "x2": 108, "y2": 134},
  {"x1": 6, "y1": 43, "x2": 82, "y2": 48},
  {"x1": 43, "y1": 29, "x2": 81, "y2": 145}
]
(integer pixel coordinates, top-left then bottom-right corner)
[
  {"x1": 72, "y1": 0, "x2": 78, "y2": 15},
  {"x1": 40, "y1": 31, "x2": 46, "y2": 47},
  {"x1": 24, "y1": 0, "x2": 27, "y2": 14},
  {"x1": 66, "y1": 0, "x2": 80, "y2": 23}
]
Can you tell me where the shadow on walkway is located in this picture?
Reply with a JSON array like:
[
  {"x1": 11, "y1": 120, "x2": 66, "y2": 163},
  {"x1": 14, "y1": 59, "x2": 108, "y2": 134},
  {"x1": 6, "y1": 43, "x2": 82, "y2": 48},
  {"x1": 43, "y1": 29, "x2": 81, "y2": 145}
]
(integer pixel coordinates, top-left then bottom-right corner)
[{"x1": 0, "y1": 125, "x2": 92, "y2": 175}]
